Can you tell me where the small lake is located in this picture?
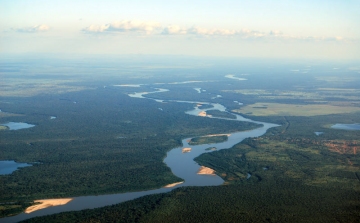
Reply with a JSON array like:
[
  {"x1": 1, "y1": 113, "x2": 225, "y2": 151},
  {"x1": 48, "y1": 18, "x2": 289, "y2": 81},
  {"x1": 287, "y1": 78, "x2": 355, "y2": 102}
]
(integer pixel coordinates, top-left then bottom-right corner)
[
  {"x1": 331, "y1": 123, "x2": 360, "y2": 131},
  {"x1": 0, "y1": 122, "x2": 35, "y2": 130},
  {"x1": 0, "y1": 160, "x2": 32, "y2": 175}
]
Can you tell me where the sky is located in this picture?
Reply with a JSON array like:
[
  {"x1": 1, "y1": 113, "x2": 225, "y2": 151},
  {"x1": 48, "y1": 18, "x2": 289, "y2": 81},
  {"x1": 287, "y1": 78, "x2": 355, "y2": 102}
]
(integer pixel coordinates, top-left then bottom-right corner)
[{"x1": 1, "y1": 0, "x2": 360, "y2": 60}]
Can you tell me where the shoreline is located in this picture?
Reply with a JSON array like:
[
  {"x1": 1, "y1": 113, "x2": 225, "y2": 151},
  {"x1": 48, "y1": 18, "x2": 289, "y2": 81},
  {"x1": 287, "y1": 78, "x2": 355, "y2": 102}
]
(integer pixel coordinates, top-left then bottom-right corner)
[
  {"x1": 25, "y1": 198, "x2": 73, "y2": 214},
  {"x1": 164, "y1": 181, "x2": 184, "y2": 188},
  {"x1": 197, "y1": 166, "x2": 216, "y2": 175}
]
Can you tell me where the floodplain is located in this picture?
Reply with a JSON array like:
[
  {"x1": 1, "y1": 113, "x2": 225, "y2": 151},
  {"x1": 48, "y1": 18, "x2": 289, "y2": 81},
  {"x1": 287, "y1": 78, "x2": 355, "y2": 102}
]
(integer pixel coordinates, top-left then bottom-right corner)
[
  {"x1": 1, "y1": 57, "x2": 359, "y2": 222},
  {"x1": 235, "y1": 102, "x2": 360, "y2": 116}
]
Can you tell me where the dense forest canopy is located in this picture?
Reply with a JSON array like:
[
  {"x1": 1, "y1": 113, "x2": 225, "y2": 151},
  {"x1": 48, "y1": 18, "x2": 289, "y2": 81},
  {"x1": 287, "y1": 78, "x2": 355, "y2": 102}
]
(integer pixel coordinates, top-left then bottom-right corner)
[{"x1": 1, "y1": 57, "x2": 359, "y2": 222}]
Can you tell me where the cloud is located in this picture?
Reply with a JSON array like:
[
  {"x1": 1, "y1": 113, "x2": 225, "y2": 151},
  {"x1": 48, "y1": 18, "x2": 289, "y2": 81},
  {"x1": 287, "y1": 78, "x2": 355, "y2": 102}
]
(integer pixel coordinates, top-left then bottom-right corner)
[
  {"x1": 83, "y1": 24, "x2": 110, "y2": 33},
  {"x1": 15, "y1": 25, "x2": 50, "y2": 33},
  {"x1": 163, "y1": 26, "x2": 268, "y2": 38},
  {"x1": 161, "y1": 25, "x2": 187, "y2": 35},
  {"x1": 82, "y1": 20, "x2": 347, "y2": 42},
  {"x1": 83, "y1": 20, "x2": 161, "y2": 34},
  {"x1": 269, "y1": 30, "x2": 284, "y2": 37},
  {"x1": 187, "y1": 27, "x2": 238, "y2": 36},
  {"x1": 161, "y1": 26, "x2": 265, "y2": 38}
]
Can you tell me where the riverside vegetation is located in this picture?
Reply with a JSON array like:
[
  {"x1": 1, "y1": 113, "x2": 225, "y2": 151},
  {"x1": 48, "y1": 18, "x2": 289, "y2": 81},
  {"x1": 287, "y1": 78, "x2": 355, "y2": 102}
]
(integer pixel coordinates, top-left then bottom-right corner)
[
  {"x1": 1, "y1": 58, "x2": 360, "y2": 222},
  {"x1": 0, "y1": 86, "x2": 259, "y2": 217},
  {"x1": 188, "y1": 135, "x2": 228, "y2": 145},
  {"x1": 20, "y1": 112, "x2": 360, "y2": 223}
]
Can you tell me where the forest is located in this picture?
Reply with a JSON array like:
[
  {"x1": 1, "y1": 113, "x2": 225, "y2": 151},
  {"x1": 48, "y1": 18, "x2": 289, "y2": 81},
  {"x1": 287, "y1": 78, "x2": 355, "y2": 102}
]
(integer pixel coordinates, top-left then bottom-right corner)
[
  {"x1": 1, "y1": 59, "x2": 360, "y2": 222},
  {"x1": 18, "y1": 111, "x2": 360, "y2": 223},
  {"x1": 188, "y1": 135, "x2": 228, "y2": 145},
  {"x1": 0, "y1": 84, "x2": 259, "y2": 217}
]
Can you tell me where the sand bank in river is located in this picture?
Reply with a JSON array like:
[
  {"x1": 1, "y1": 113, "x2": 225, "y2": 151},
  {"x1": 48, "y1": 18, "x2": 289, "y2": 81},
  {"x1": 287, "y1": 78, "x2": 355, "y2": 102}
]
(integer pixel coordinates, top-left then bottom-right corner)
[
  {"x1": 198, "y1": 111, "x2": 207, "y2": 117},
  {"x1": 25, "y1": 198, "x2": 73, "y2": 214},
  {"x1": 197, "y1": 166, "x2": 216, "y2": 175},
  {"x1": 182, "y1": 147, "x2": 192, "y2": 153},
  {"x1": 164, "y1": 181, "x2": 184, "y2": 188},
  {"x1": 205, "y1": 133, "x2": 231, "y2": 137}
]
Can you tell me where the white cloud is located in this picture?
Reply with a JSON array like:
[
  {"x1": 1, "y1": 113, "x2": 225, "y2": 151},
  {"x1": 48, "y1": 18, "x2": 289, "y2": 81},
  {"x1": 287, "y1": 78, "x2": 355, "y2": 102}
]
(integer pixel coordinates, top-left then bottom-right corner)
[
  {"x1": 269, "y1": 30, "x2": 283, "y2": 37},
  {"x1": 82, "y1": 20, "x2": 347, "y2": 42},
  {"x1": 161, "y1": 25, "x2": 187, "y2": 35},
  {"x1": 15, "y1": 25, "x2": 50, "y2": 33},
  {"x1": 161, "y1": 26, "x2": 266, "y2": 38},
  {"x1": 187, "y1": 27, "x2": 237, "y2": 36},
  {"x1": 83, "y1": 24, "x2": 110, "y2": 33},
  {"x1": 83, "y1": 20, "x2": 161, "y2": 34}
]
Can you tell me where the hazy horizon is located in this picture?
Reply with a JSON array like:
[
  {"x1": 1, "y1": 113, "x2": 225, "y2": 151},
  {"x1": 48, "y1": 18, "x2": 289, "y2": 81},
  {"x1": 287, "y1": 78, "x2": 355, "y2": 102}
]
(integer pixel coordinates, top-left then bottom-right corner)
[{"x1": 1, "y1": 0, "x2": 360, "y2": 61}]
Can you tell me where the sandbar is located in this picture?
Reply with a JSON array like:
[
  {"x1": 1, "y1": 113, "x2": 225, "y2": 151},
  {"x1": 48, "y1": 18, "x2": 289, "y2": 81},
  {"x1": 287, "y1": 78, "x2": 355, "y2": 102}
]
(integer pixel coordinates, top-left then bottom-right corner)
[
  {"x1": 197, "y1": 166, "x2": 216, "y2": 175},
  {"x1": 198, "y1": 111, "x2": 207, "y2": 117},
  {"x1": 205, "y1": 133, "x2": 231, "y2": 137},
  {"x1": 164, "y1": 181, "x2": 184, "y2": 188},
  {"x1": 182, "y1": 147, "x2": 192, "y2": 153},
  {"x1": 25, "y1": 198, "x2": 73, "y2": 214}
]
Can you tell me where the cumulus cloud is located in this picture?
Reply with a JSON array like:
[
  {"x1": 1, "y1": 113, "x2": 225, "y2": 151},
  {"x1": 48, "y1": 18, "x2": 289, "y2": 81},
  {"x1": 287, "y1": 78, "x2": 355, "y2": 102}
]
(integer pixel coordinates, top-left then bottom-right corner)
[
  {"x1": 15, "y1": 24, "x2": 50, "y2": 33},
  {"x1": 82, "y1": 20, "x2": 346, "y2": 42},
  {"x1": 161, "y1": 26, "x2": 265, "y2": 38},
  {"x1": 269, "y1": 30, "x2": 283, "y2": 36},
  {"x1": 161, "y1": 25, "x2": 187, "y2": 35},
  {"x1": 83, "y1": 24, "x2": 110, "y2": 33},
  {"x1": 83, "y1": 20, "x2": 161, "y2": 34}
]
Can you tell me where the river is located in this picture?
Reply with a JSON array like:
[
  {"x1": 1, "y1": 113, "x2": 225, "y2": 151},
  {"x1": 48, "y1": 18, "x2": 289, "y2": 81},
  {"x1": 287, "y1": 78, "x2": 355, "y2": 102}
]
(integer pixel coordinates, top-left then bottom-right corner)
[{"x1": 2, "y1": 88, "x2": 278, "y2": 223}]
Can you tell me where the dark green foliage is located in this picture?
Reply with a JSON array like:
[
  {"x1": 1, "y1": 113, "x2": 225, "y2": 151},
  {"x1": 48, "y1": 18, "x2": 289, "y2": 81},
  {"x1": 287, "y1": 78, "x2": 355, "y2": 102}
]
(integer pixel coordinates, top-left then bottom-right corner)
[
  {"x1": 189, "y1": 135, "x2": 228, "y2": 145},
  {"x1": 0, "y1": 88, "x2": 258, "y2": 203},
  {"x1": 0, "y1": 202, "x2": 34, "y2": 218},
  {"x1": 21, "y1": 183, "x2": 360, "y2": 223},
  {"x1": 2, "y1": 60, "x2": 360, "y2": 222},
  {"x1": 205, "y1": 110, "x2": 236, "y2": 119},
  {"x1": 19, "y1": 109, "x2": 360, "y2": 223}
]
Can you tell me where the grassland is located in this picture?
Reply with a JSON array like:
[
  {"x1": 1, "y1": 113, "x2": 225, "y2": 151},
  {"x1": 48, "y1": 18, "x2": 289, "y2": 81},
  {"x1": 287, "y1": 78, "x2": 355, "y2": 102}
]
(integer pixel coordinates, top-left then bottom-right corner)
[
  {"x1": 234, "y1": 102, "x2": 360, "y2": 116},
  {"x1": 0, "y1": 77, "x2": 93, "y2": 97}
]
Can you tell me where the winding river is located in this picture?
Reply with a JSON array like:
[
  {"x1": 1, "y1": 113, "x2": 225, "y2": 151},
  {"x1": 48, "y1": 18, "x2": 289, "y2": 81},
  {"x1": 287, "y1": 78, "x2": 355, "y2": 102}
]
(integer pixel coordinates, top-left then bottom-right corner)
[{"x1": 2, "y1": 88, "x2": 278, "y2": 223}]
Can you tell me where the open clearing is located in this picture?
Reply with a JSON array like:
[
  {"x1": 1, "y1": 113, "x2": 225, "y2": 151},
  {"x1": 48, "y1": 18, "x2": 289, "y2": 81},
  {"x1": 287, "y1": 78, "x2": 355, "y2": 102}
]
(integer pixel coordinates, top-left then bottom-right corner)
[{"x1": 234, "y1": 103, "x2": 360, "y2": 116}]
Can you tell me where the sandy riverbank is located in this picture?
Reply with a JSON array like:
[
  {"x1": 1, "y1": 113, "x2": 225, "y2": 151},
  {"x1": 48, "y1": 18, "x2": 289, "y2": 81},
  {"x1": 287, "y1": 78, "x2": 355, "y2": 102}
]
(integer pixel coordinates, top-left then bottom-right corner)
[
  {"x1": 198, "y1": 111, "x2": 207, "y2": 117},
  {"x1": 164, "y1": 181, "x2": 184, "y2": 188},
  {"x1": 197, "y1": 166, "x2": 216, "y2": 175},
  {"x1": 182, "y1": 147, "x2": 192, "y2": 153},
  {"x1": 205, "y1": 133, "x2": 231, "y2": 137},
  {"x1": 25, "y1": 198, "x2": 73, "y2": 214}
]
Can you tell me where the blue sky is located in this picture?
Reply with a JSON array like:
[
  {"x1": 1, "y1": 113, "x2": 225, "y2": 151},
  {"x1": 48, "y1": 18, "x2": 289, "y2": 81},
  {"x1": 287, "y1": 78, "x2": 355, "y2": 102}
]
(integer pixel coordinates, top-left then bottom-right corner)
[{"x1": 1, "y1": 0, "x2": 359, "y2": 60}]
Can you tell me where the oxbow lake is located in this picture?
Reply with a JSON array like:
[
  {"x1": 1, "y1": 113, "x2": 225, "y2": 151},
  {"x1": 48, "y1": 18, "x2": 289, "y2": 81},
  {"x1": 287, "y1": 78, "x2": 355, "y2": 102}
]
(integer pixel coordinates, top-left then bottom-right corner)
[
  {"x1": 0, "y1": 160, "x2": 32, "y2": 175},
  {"x1": 331, "y1": 123, "x2": 360, "y2": 131},
  {"x1": 0, "y1": 122, "x2": 35, "y2": 130}
]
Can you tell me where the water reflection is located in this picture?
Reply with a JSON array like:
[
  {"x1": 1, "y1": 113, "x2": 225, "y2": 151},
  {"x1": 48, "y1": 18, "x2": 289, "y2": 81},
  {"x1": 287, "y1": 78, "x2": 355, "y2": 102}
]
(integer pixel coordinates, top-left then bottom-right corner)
[
  {"x1": 0, "y1": 160, "x2": 32, "y2": 175},
  {"x1": 331, "y1": 123, "x2": 360, "y2": 130}
]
